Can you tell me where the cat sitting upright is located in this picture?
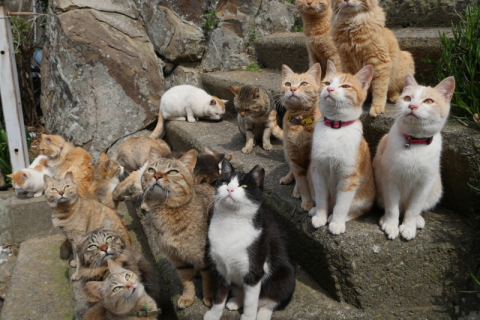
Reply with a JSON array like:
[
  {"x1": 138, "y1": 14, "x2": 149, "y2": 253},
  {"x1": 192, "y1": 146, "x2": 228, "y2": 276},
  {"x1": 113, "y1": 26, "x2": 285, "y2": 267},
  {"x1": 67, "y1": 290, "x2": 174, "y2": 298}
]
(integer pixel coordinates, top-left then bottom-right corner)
[
  {"x1": 150, "y1": 85, "x2": 227, "y2": 138},
  {"x1": 373, "y1": 74, "x2": 455, "y2": 240}
]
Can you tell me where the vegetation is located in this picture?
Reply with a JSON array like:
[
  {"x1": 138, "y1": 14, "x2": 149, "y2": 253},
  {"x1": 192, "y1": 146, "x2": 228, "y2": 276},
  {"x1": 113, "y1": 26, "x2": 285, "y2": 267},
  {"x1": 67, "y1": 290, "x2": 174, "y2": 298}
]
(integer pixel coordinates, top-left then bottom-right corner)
[
  {"x1": 203, "y1": 5, "x2": 219, "y2": 35},
  {"x1": 293, "y1": 24, "x2": 303, "y2": 32},
  {"x1": 463, "y1": 269, "x2": 480, "y2": 293},
  {"x1": 0, "y1": 125, "x2": 12, "y2": 177},
  {"x1": 284, "y1": 0, "x2": 294, "y2": 3},
  {"x1": 248, "y1": 29, "x2": 258, "y2": 45},
  {"x1": 246, "y1": 64, "x2": 260, "y2": 71}
]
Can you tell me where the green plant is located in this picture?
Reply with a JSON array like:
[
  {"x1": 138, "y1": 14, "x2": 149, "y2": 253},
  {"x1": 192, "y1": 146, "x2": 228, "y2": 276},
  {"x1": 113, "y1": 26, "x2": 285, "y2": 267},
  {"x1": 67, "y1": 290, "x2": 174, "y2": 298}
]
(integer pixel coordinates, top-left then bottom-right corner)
[
  {"x1": 435, "y1": 3, "x2": 480, "y2": 121},
  {"x1": 284, "y1": 0, "x2": 294, "y2": 3},
  {"x1": 248, "y1": 29, "x2": 258, "y2": 45},
  {"x1": 246, "y1": 64, "x2": 260, "y2": 71},
  {"x1": 203, "y1": 5, "x2": 219, "y2": 34},
  {"x1": 0, "y1": 125, "x2": 12, "y2": 177},
  {"x1": 462, "y1": 269, "x2": 480, "y2": 293},
  {"x1": 293, "y1": 24, "x2": 303, "y2": 32}
]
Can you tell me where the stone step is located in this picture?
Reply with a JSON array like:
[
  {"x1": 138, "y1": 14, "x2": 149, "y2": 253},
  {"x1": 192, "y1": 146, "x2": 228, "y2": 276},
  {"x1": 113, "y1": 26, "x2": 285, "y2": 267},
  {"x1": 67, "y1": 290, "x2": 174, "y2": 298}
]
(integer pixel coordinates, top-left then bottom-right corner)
[
  {"x1": 0, "y1": 234, "x2": 75, "y2": 320},
  {"x1": 252, "y1": 29, "x2": 451, "y2": 85}
]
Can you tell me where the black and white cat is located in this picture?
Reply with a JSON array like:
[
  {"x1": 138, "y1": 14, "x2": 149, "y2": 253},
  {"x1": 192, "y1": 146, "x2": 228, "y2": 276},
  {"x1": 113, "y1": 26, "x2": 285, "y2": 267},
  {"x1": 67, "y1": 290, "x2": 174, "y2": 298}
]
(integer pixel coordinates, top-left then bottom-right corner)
[{"x1": 204, "y1": 159, "x2": 296, "y2": 320}]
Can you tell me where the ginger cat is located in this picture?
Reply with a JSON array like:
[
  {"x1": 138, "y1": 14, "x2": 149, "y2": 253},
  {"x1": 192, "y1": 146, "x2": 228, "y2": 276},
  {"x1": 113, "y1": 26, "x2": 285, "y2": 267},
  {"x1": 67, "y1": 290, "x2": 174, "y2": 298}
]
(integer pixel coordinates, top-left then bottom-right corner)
[
  {"x1": 269, "y1": 63, "x2": 322, "y2": 211},
  {"x1": 8, "y1": 155, "x2": 51, "y2": 198},
  {"x1": 373, "y1": 74, "x2": 455, "y2": 240},
  {"x1": 309, "y1": 61, "x2": 376, "y2": 234},
  {"x1": 39, "y1": 134, "x2": 93, "y2": 196},
  {"x1": 331, "y1": 0, "x2": 415, "y2": 117},
  {"x1": 296, "y1": 0, "x2": 341, "y2": 76},
  {"x1": 44, "y1": 172, "x2": 131, "y2": 280}
]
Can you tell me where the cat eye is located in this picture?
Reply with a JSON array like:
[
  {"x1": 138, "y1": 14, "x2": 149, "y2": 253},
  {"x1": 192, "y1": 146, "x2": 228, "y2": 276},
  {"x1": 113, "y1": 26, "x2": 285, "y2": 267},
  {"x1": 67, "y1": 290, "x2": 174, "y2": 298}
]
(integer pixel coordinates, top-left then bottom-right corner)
[
  {"x1": 168, "y1": 170, "x2": 179, "y2": 175},
  {"x1": 404, "y1": 96, "x2": 411, "y2": 102},
  {"x1": 323, "y1": 82, "x2": 331, "y2": 86},
  {"x1": 148, "y1": 168, "x2": 156, "y2": 174},
  {"x1": 240, "y1": 185, "x2": 248, "y2": 188},
  {"x1": 222, "y1": 182, "x2": 227, "y2": 185},
  {"x1": 284, "y1": 82, "x2": 291, "y2": 87},
  {"x1": 106, "y1": 236, "x2": 113, "y2": 243},
  {"x1": 64, "y1": 185, "x2": 70, "y2": 189},
  {"x1": 113, "y1": 286, "x2": 122, "y2": 293},
  {"x1": 341, "y1": 85, "x2": 351, "y2": 88},
  {"x1": 125, "y1": 274, "x2": 131, "y2": 281},
  {"x1": 51, "y1": 188, "x2": 58, "y2": 192},
  {"x1": 88, "y1": 245, "x2": 98, "y2": 250},
  {"x1": 424, "y1": 99, "x2": 434, "y2": 104},
  {"x1": 300, "y1": 82, "x2": 308, "y2": 86}
]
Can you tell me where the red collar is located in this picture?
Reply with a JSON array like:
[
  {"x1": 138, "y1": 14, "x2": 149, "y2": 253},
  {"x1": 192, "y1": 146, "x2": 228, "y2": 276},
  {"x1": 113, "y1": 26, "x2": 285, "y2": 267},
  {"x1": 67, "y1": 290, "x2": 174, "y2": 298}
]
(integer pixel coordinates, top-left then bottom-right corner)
[
  {"x1": 324, "y1": 117, "x2": 356, "y2": 129},
  {"x1": 403, "y1": 134, "x2": 433, "y2": 148}
]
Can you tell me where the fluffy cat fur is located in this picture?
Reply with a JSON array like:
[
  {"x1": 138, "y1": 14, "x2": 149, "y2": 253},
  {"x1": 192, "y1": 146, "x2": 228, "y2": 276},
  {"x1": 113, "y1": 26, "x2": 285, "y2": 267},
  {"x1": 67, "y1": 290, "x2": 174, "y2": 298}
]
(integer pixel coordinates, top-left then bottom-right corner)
[
  {"x1": 112, "y1": 136, "x2": 171, "y2": 175},
  {"x1": 269, "y1": 63, "x2": 322, "y2": 211},
  {"x1": 204, "y1": 159, "x2": 296, "y2": 320},
  {"x1": 141, "y1": 149, "x2": 214, "y2": 309},
  {"x1": 8, "y1": 155, "x2": 51, "y2": 197},
  {"x1": 44, "y1": 172, "x2": 131, "y2": 280},
  {"x1": 229, "y1": 85, "x2": 275, "y2": 154},
  {"x1": 373, "y1": 74, "x2": 455, "y2": 240},
  {"x1": 296, "y1": 0, "x2": 341, "y2": 75},
  {"x1": 309, "y1": 61, "x2": 376, "y2": 234},
  {"x1": 330, "y1": 0, "x2": 415, "y2": 117},
  {"x1": 150, "y1": 85, "x2": 227, "y2": 138},
  {"x1": 83, "y1": 260, "x2": 159, "y2": 320},
  {"x1": 39, "y1": 134, "x2": 93, "y2": 196}
]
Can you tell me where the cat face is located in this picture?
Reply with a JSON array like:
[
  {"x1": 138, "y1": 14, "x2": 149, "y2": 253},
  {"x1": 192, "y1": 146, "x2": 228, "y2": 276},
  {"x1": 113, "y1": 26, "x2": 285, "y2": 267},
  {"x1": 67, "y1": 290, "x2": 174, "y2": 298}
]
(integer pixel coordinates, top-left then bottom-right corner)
[
  {"x1": 93, "y1": 153, "x2": 124, "y2": 180},
  {"x1": 396, "y1": 74, "x2": 454, "y2": 134},
  {"x1": 281, "y1": 64, "x2": 321, "y2": 110},
  {"x1": 320, "y1": 61, "x2": 373, "y2": 120},
  {"x1": 230, "y1": 85, "x2": 270, "y2": 118},
  {"x1": 44, "y1": 172, "x2": 78, "y2": 207},
  {"x1": 331, "y1": 0, "x2": 376, "y2": 13},
  {"x1": 296, "y1": 0, "x2": 330, "y2": 14},
  {"x1": 8, "y1": 170, "x2": 32, "y2": 190},
  {"x1": 77, "y1": 228, "x2": 127, "y2": 268},
  {"x1": 39, "y1": 134, "x2": 65, "y2": 158},
  {"x1": 206, "y1": 97, "x2": 226, "y2": 120},
  {"x1": 215, "y1": 159, "x2": 265, "y2": 210}
]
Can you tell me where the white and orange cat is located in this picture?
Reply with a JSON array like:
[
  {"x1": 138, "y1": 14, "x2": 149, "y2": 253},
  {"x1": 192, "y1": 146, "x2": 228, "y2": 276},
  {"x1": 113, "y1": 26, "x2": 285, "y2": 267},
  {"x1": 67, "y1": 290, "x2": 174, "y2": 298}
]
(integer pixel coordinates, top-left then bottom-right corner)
[
  {"x1": 309, "y1": 61, "x2": 376, "y2": 234},
  {"x1": 373, "y1": 74, "x2": 455, "y2": 240},
  {"x1": 330, "y1": 0, "x2": 414, "y2": 117},
  {"x1": 8, "y1": 155, "x2": 52, "y2": 197}
]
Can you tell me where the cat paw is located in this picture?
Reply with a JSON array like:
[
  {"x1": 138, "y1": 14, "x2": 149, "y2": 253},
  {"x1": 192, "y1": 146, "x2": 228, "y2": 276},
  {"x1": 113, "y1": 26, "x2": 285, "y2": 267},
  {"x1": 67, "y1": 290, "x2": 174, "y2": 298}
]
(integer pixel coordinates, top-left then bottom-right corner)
[
  {"x1": 329, "y1": 222, "x2": 346, "y2": 235},
  {"x1": 382, "y1": 225, "x2": 399, "y2": 240},
  {"x1": 226, "y1": 296, "x2": 243, "y2": 311},
  {"x1": 279, "y1": 175, "x2": 294, "y2": 185},
  {"x1": 292, "y1": 188, "x2": 301, "y2": 199},
  {"x1": 301, "y1": 201, "x2": 313, "y2": 211},
  {"x1": 312, "y1": 215, "x2": 327, "y2": 228},
  {"x1": 71, "y1": 272, "x2": 80, "y2": 281},
  {"x1": 399, "y1": 224, "x2": 417, "y2": 241},
  {"x1": 33, "y1": 192, "x2": 43, "y2": 197},
  {"x1": 308, "y1": 207, "x2": 317, "y2": 217},
  {"x1": 416, "y1": 216, "x2": 425, "y2": 229},
  {"x1": 70, "y1": 260, "x2": 77, "y2": 268},
  {"x1": 263, "y1": 143, "x2": 273, "y2": 151},
  {"x1": 204, "y1": 309, "x2": 221, "y2": 320},
  {"x1": 187, "y1": 118, "x2": 196, "y2": 123},
  {"x1": 388, "y1": 94, "x2": 400, "y2": 102},
  {"x1": 177, "y1": 295, "x2": 195, "y2": 309},
  {"x1": 369, "y1": 105, "x2": 384, "y2": 117},
  {"x1": 203, "y1": 296, "x2": 213, "y2": 308},
  {"x1": 240, "y1": 315, "x2": 256, "y2": 320},
  {"x1": 241, "y1": 146, "x2": 253, "y2": 154}
]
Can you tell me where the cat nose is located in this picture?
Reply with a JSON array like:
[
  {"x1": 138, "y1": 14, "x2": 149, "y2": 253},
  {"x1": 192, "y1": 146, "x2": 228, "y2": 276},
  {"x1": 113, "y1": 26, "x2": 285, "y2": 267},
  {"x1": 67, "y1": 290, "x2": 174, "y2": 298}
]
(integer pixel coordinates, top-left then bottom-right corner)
[
  {"x1": 100, "y1": 244, "x2": 108, "y2": 252},
  {"x1": 344, "y1": 0, "x2": 350, "y2": 2},
  {"x1": 290, "y1": 88, "x2": 297, "y2": 92},
  {"x1": 240, "y1": 112, "x2": 246, "y2": 117},
  {"x1": 408, "y1": 104, "x2": 418, "y2": 110},
  {"x1": 153, "y1": 173, "x2": 162, "y2": 180},
  {"x1": 227, "y1": 187, "x2": 234, "y2": 193},
  {"x1": 58, "y1": 190, "x2": 64, "y2": 196},
  {"x1": 327, "y1": 87, "x2": 335, "y2": 93},
  {"x1": 307, "y1": 0, "x2": 313, "y2": 5}
]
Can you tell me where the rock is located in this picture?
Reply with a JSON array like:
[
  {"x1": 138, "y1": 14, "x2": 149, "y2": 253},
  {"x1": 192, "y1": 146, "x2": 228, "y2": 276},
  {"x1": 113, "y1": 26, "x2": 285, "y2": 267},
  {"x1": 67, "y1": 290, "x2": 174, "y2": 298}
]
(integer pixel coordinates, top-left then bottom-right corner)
[
  {"x1": 165, "y1": 66, "x2": 203, "y2": 90},
  {"x1": 156, "y1": 0, "x2": 208, "y2": 27},
  {"x1": 254, "y1": 0, "x2": 298, "y2": 37},
  {"x1": 137, "y1": 1, "x2": 206, "y2": 63},
  {"x1": 41, "y1": 2, "x2": 164, "y2": 157}
]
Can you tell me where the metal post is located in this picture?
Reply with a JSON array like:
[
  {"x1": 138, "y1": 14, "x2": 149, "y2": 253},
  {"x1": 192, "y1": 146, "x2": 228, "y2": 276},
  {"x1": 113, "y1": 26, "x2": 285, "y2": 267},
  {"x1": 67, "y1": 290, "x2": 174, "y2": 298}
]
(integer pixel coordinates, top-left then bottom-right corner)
[{"x1": 0, "y1": 5, "x2": 30, "y2": 172}]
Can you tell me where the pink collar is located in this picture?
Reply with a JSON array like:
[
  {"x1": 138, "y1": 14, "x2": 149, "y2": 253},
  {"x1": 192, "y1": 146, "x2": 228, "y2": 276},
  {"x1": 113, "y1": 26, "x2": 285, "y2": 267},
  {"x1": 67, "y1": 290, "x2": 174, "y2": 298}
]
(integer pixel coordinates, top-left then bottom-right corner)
[
  {"x1": 403, "y1": 134, "x2": 433, "y2": 148},
  {"x1": 324, "y1": 117, "x2": 356, "y2": 129}
]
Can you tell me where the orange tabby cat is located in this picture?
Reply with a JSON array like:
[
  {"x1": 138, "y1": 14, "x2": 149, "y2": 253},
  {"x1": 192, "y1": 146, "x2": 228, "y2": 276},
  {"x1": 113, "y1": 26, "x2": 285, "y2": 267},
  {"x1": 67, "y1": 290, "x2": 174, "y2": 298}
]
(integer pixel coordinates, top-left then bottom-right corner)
[
  {"x1": 39, "y1": 134, "x2": 93, "y2": 196},
  {"x1": 331, "y1": 0, "x2": 415, "y2": 117},
  {"x1": 269, "y1": 63, "x2": 322, "y2": 211},
  {"x1": 296, "y1": 0, "x2": 341, "y2": 76}
]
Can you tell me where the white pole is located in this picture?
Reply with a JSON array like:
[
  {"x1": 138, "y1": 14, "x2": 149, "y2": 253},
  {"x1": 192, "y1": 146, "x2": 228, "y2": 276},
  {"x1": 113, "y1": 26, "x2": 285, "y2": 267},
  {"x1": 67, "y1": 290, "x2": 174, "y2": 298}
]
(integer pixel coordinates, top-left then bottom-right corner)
[{"x1": 0, "y1": 6, "x2": 30, "y2": 172}]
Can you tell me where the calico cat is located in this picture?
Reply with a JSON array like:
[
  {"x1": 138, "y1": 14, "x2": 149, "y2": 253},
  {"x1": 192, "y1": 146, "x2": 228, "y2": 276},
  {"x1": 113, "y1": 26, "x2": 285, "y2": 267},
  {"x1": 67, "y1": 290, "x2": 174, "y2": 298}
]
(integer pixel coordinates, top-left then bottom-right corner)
[
  {"x1": 296, "y1": 0, "x2": 341, "y2": 75},
  {"x1": 39, "y1": 134, "x2": 93, "y2": 196},
  {"x1": 229, "y1": 85, "x2": 275, "y2": 154},
  {"x1": 8, "y1": 155, "x2": 51, "y2": 197},
  {"x1": 204, "y1": 159, "x2": 296, "y2": 320},
  {"x1": 44, "y1": 172, "x2": 131, "y2": 280},
  {"x1": 309, "y1": 61, "x2": 376, "y2": 234},
  {"x1": 113, "y1": 136, "x2": 171, "y2": 175},
  {"x1": 373, "y1": 74, "x2": 455, "y2": 240},
  {"x1": 83, "y1": 260, "x2": 160, "y2": 320},
  {"x1": 140, "y1": 149, "x2": 214, "y2": 308},
  {"x1": 268, "y1": 63, "x2": 322, "y2": 211},
  {"x1": 330, "y1": 0, "x2": 415, "y2": 117},
  {"x1": 150, "y1": 85, "x2": 227, "y2": 138}
]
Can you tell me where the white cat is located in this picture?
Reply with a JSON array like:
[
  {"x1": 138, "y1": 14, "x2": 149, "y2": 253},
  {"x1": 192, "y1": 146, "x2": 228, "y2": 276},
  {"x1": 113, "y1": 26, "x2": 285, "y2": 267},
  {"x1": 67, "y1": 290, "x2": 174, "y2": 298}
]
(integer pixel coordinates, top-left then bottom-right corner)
[
  {"x1": 8, "y1": 155, "x2": 52, "y2": 197},
  {"x1": 150, "y1": 85, "x2": 227, "y2": 138},
  {"x1": 373, "y1": 74, "x2": 455, "y2": 240}
]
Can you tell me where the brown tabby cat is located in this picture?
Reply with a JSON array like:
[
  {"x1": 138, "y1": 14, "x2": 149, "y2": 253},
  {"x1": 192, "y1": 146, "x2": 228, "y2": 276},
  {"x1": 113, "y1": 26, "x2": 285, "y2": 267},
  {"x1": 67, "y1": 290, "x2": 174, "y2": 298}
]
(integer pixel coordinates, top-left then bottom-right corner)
[
  {"x1": 141, "y1": 150, "x2": 214, "y2": 309},
  {"x1": 83, "y1": 260, "x2": 160, "y2": 320},
  {"x1": 269, "y1": 63, "x2": 322, "y2": 211},
  {"x1": 296, "y1": 0, "x2": 341, "y2": 76},
  {"x1": 39, "y1": 134, "x2": 93, "y2": 196},
  {"x1": 331, "y1": 0, "x2": 415, "y2": 117},
  {"x1": 44, "y1": 172, "x2": 131, "y2": 281},
  {"x1": 229, "y1": 85, "x2": 275, "y2": 154}
]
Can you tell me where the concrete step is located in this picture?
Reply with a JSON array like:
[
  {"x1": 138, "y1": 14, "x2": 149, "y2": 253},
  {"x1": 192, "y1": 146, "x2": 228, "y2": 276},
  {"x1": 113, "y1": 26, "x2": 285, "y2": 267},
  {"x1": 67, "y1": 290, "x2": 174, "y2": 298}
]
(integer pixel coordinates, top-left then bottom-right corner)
[
  {"x1": 0, "y1": 234, "x2": 74, "y2": 320},
  {"x1": 252, "y1": 29, "x2": 451, "y2": 85}
]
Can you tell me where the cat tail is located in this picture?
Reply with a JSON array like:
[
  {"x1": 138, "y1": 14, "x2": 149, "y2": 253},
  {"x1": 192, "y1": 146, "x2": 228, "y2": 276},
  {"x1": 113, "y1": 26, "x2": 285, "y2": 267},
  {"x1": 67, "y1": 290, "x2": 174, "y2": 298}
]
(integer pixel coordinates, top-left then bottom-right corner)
[
  {"x1": 150, "y1": 112, "x2": 165, "y2": 138},
  {"x1": 60, "y1": 238, "x2": 72, "y2": 260},
  {"x1": 268, "y1": 110, "x2": 283, "y2": 140}
]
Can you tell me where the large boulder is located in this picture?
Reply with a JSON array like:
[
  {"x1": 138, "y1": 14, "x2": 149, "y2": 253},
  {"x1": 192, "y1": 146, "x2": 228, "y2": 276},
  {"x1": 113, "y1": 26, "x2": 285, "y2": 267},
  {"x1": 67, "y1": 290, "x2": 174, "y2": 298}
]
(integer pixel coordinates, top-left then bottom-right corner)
[
  {"x1": 41, "y1": 0, "x2": 164, "y2": 157},
  {"x1": 155, "y1": 0, "x2": 208, "y2": 26},
  {"x1": 254, "y1": 0, "x2": 298, "y2": 37},
  {"x1": 164, "y1": 66, "x2": 203, "y2": 90}
]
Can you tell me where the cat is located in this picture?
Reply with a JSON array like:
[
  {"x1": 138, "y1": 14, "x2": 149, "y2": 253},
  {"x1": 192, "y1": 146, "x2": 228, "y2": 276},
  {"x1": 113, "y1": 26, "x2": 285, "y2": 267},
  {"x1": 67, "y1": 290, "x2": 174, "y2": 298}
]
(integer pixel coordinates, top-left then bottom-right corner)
[
  {"x1": 373, "y1": 74, "x2": 455, "y2": 240},
  {"x1": 112, "y1": 136, "x2": 171, "y2": 175},
  {"x1": 8, "y1": 155, "x2": 51, "y2": 197},
  {"x1": 85, "y1": 153, "x2": 124, "y2": 210},
  {"x1": 330, "y1": 0, "x2": 415, "y2": 117},
  {"x1": 204, "y1": 159, "x2": 296, "y2": 320},
  {"x1": 39, "y1": 134, "x2": 93, "y2": 196},
  {"x1": 296, "y1": 0, "x2": 341, "y2": 76},
  {"x1": 74, "y1": 227, "x2": 161, "y2": 302},
  {"x1": 268, "y1": 63, "x2": 322, "y2": 211},
  {"x1": 150, "y1": 85, "x2": 227, "y2": 138},
  {"x1": 309, "y1": 61, "x2": 376, "y2": 235},
  {"x1": 83, "y1": 260, "x2": 160, "y2": 320},
  {"x1": 229, "y1": 85, "x2": 275, "y2": 154},
  {"x1": 44, "y1": 171, "x2": 131, "y2": 280},
  {"x1": 140, "y1": 149, "x2": 214, "y2": 308}
]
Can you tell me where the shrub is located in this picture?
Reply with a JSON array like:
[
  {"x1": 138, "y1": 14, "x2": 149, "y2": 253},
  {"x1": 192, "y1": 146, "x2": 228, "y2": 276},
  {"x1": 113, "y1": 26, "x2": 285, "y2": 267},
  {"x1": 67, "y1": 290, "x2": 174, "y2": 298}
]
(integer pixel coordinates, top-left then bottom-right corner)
[
  {"x1": 246, "y1": 64, "x2": 260, "y2": 71},
  {"x1": 203, "y1": 6, "x2": 219, "y2": 34}
]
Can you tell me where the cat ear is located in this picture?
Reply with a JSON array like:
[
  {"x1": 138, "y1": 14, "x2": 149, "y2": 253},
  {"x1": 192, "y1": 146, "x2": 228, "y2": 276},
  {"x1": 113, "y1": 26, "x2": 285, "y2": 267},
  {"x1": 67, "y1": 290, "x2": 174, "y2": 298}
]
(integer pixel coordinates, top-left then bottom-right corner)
[
  {"x1": 103, "y1": 160, "x2": 112, "y2": 170},
  {"x1": 21, "y1": 172, "x2": 29, "y2": 180},
  {"x1": 403, "y1": 73, "x2": 418, "y2": 90},
  {"x1": 107, "y1": 259, "x2": 123, "y2": 274},
  {"x1": 180, "y1": 149, "x2": 198, "y2": 173},
  {"x1": 282, "y1": 64, "x2": 294, "y2": 80},
  {"x1": 222, "y1": 99, "x2": 228, "y2": 104},
  {"x1": 307, "y1": 63, "x2": 322, "y2": 85},
  {"x1": 224, "y1": 154, "x2": 233, "y2": 161},
  {"x1": 355, "y1": 65, "x2": 374, "y2": 90},
  {"x1": 100, "y1": 153, "x2": 108, "y2": 161},
  {"x1": 325, "y1": 60, "x2": 337, "y2": 77},
  {"x1": 229, "y1": 85, "x2": 240, "y2": 95},
  {"x1": 44, "y1": 174, "x2": 54, "y2": 186},
  {"x1": 71, "y1": 232, "x2": 87, "y2": 246},
  {"x1": 220, "y1": 157, "x2": 234, "y2": 177},
  {"x1": 41, "y1": 134, "x2": 52, "y2": 144},
  {"x1": 434, "y1": 76, "x2": 455, "y2": 102},
  {"x1": 86, "y1": 281, "x2": 104, "y2": 299},
  {"x1": 6, "y1": 173, "x2": 14, "y2": 178},
  {"x1": 64, "y1": 171, "x2": 74, "y2": 182},
  {"x1": 209, "y1": 99, "x2": 217, "y2": 106},
  {"x1": 203, "y1": 147, "x2": 215, "y2": 156},
  {"x1": 249, "y1": 165, "x2": 265, "y2": 190}
]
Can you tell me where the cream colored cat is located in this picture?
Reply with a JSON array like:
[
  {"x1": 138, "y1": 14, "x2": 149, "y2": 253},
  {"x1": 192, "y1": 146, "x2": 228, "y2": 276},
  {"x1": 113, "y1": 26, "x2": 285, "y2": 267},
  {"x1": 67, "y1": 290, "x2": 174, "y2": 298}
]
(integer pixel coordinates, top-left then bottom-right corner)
[{"x1": 373, "y1": 74, "x2": 455, "y2": 240}]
